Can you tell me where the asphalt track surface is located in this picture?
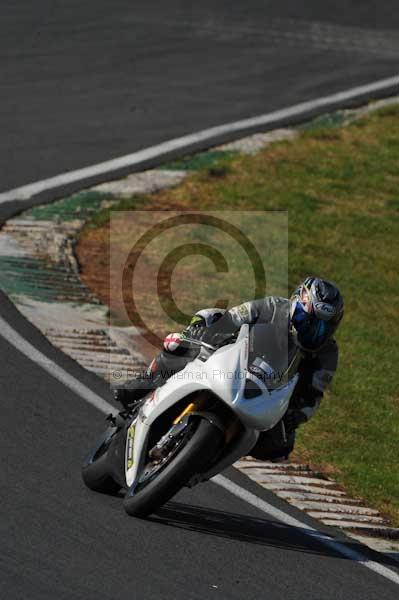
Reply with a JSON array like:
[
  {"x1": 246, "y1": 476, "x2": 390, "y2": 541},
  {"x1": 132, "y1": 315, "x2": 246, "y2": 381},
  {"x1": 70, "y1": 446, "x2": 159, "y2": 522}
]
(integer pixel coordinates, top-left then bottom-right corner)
[
  {"x1": 2, "y1": 1, "x2": 399, "y2": 193},
  {"x1": 1, "y1": 2, "x2": 399, "y2": 598}
]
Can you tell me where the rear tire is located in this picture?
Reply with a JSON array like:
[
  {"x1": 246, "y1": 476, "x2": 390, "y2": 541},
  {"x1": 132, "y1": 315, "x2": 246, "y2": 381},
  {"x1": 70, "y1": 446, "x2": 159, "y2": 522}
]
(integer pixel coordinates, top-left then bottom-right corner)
[
  {"x1": 82, "y1": 428, "x2": 121, "y2": 495},
  {"x1": 123, "y1": 418, "x2": 223, "y2": 518}
]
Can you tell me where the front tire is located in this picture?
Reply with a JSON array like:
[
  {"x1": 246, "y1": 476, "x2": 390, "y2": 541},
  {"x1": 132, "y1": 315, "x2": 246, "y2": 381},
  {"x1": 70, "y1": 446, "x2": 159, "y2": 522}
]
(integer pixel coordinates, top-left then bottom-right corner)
[
  {"x1": 82, "y1": 428, "x2": 121, "y2": 495},
  {"x1": 123, "y1": 418, "x2": 223, "y2": 518}
]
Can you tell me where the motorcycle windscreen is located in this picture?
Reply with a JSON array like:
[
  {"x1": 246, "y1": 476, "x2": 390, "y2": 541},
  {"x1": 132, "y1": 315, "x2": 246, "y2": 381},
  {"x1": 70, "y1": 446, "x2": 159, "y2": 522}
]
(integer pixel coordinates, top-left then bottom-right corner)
[{"x1": 248, "y1": 322, "x2": 299, "y2": 391}]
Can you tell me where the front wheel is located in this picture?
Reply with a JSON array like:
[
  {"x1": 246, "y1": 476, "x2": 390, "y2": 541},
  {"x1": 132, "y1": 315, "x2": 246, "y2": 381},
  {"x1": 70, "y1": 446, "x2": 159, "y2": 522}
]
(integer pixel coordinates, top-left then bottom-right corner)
[
  {"x1": 82, "y1": 427, "x2": 121, "y2": 495},
  {"x1": 123, "y1": 418, "x2": 223, "y2": 518}
]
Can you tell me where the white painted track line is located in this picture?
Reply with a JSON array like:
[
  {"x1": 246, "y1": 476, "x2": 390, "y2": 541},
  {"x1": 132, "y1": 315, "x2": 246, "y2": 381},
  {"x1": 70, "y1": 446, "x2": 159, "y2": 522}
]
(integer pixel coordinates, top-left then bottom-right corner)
[
  {"x1": 214, "y1": 475, "x2": 399, "y2": 586},
  {"x1": 0, "y1": 315, "x2": 113, "y2": 416},
  {"x1": 1, "y1": 74, "x2": 399, "y2": 585},
  {"x1": 0, "y1": 313, "x2": 398, "y2": 585},
  {"x1": 0, "y1": 74, "x2": 398, "y2": 204}
]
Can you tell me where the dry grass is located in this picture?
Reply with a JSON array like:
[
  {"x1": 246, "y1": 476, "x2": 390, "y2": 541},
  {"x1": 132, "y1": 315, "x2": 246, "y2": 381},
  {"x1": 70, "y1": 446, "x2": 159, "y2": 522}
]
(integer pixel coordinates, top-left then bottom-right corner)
[{"x1": 77, "y1": 104, "x2": 399, "y2": 525}]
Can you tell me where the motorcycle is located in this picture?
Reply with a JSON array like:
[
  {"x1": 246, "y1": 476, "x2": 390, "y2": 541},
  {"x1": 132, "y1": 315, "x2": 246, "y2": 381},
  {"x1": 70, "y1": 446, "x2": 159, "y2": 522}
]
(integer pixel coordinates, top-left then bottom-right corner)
[{"x1": 82, "y1": 323, "x2": 300, "y2": 517}]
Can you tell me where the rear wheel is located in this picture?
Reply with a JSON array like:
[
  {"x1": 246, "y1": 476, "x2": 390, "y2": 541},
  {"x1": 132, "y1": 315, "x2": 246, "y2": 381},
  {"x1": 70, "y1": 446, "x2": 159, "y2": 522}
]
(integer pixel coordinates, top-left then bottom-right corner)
[
  {"x1": 123, "y1": 418, "x2": 223, "y2": 518},
  {"x1": 82, "y1": 428, "x2": 121, "y2": 494}
]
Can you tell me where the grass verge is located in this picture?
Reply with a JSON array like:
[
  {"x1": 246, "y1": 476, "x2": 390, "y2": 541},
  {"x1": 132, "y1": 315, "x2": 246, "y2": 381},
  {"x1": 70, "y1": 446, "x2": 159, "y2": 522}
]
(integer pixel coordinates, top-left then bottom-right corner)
[{"x1": 77, "y1": 104, "x2": 399, "y2": 525}]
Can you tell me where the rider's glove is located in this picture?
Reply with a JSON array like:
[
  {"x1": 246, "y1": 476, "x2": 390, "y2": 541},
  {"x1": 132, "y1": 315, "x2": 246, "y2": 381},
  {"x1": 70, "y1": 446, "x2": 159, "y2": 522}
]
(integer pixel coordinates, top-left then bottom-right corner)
[
  {"x1": 186, "y1": 325, "x2": 207, "y2": 341},
  {"x1": 184, "y1": 312, "x2": 237, "y2": 347}
]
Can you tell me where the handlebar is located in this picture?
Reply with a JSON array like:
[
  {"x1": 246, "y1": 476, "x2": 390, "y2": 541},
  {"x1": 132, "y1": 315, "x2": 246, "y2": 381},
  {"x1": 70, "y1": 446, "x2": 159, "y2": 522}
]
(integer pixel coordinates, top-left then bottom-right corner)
[
  {"x1": 182, "y1": 330, "x2": 238, "y2": 352},
  {"x1": 180, "y1": 336, "x2": 218, "y2": 352}
]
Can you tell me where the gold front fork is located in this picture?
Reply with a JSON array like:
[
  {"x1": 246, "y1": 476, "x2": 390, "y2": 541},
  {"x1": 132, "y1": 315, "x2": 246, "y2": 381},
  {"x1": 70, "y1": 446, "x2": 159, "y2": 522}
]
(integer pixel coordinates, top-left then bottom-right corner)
[{"x1": 173, "y1": 402, "x2": 196, "y2": 425}]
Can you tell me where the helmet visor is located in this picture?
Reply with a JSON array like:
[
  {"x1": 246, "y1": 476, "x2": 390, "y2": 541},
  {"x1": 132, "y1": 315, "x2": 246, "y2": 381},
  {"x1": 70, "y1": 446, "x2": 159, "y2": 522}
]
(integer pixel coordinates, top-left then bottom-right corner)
[{"x1": 292, "y1": 301, "x2": 335, "y2": 350}]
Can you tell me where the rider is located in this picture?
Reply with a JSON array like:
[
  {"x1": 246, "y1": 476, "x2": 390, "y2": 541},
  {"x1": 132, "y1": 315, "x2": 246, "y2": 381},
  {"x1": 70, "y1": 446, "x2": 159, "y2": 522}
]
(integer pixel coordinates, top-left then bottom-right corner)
[{"x1": 115, "y1": 277, "x2": 344, "y2": 460}]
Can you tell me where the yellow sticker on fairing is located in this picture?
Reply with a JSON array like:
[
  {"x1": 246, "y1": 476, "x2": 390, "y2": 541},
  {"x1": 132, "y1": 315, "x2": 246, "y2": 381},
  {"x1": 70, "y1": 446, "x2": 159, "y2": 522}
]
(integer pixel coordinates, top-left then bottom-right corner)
[{"x1": 126, "y1": 423, "x2": 136, "y2": 470}]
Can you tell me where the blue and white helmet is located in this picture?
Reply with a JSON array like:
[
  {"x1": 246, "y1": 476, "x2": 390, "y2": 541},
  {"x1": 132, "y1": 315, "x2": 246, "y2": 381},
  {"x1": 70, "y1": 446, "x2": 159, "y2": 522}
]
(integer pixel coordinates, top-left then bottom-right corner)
[{"x1": 290, "y1": 277, "x2": 344, "y2": 351}]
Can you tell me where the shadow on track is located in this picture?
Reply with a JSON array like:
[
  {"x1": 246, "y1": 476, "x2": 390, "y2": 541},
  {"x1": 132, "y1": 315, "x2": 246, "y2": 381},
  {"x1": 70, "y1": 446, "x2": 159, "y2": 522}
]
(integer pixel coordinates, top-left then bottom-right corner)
[{"x1": 150, "y1": 501, "x2": 399, "y2": 569}]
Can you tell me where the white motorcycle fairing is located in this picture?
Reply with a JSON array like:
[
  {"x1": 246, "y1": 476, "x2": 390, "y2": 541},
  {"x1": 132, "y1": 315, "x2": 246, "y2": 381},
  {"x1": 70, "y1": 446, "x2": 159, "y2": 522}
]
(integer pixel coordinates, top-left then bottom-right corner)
[{"x1": 125, "y1": 325, "x2": 298, "y2": 488}]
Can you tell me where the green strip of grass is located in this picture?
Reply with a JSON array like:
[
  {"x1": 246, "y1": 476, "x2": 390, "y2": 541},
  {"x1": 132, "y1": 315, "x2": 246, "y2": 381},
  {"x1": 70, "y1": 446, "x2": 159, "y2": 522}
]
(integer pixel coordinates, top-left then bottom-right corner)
[
  {"x1": 79, "y1": 103, "x2": 399, "y2": 524},
  {"x1": 25, "y1": 191, "x2": 108, "y2": 221},
  {"x1": 163, "y1": 150, "x2": 236, "y2": 171}
]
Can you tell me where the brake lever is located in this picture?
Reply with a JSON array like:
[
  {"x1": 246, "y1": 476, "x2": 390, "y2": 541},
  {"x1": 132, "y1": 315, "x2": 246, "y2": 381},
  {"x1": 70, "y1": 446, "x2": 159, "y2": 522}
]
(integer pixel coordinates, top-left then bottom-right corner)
[{"x1": 181, "y1": 336, "x2": 217, "y2": 352}]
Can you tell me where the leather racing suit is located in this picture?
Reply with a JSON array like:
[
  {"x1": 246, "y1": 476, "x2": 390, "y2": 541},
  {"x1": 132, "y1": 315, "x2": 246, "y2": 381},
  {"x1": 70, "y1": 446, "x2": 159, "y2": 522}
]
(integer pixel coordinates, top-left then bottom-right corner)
[{"x1": 116, "y1": 297, "x2": 339, "y2": 460}]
